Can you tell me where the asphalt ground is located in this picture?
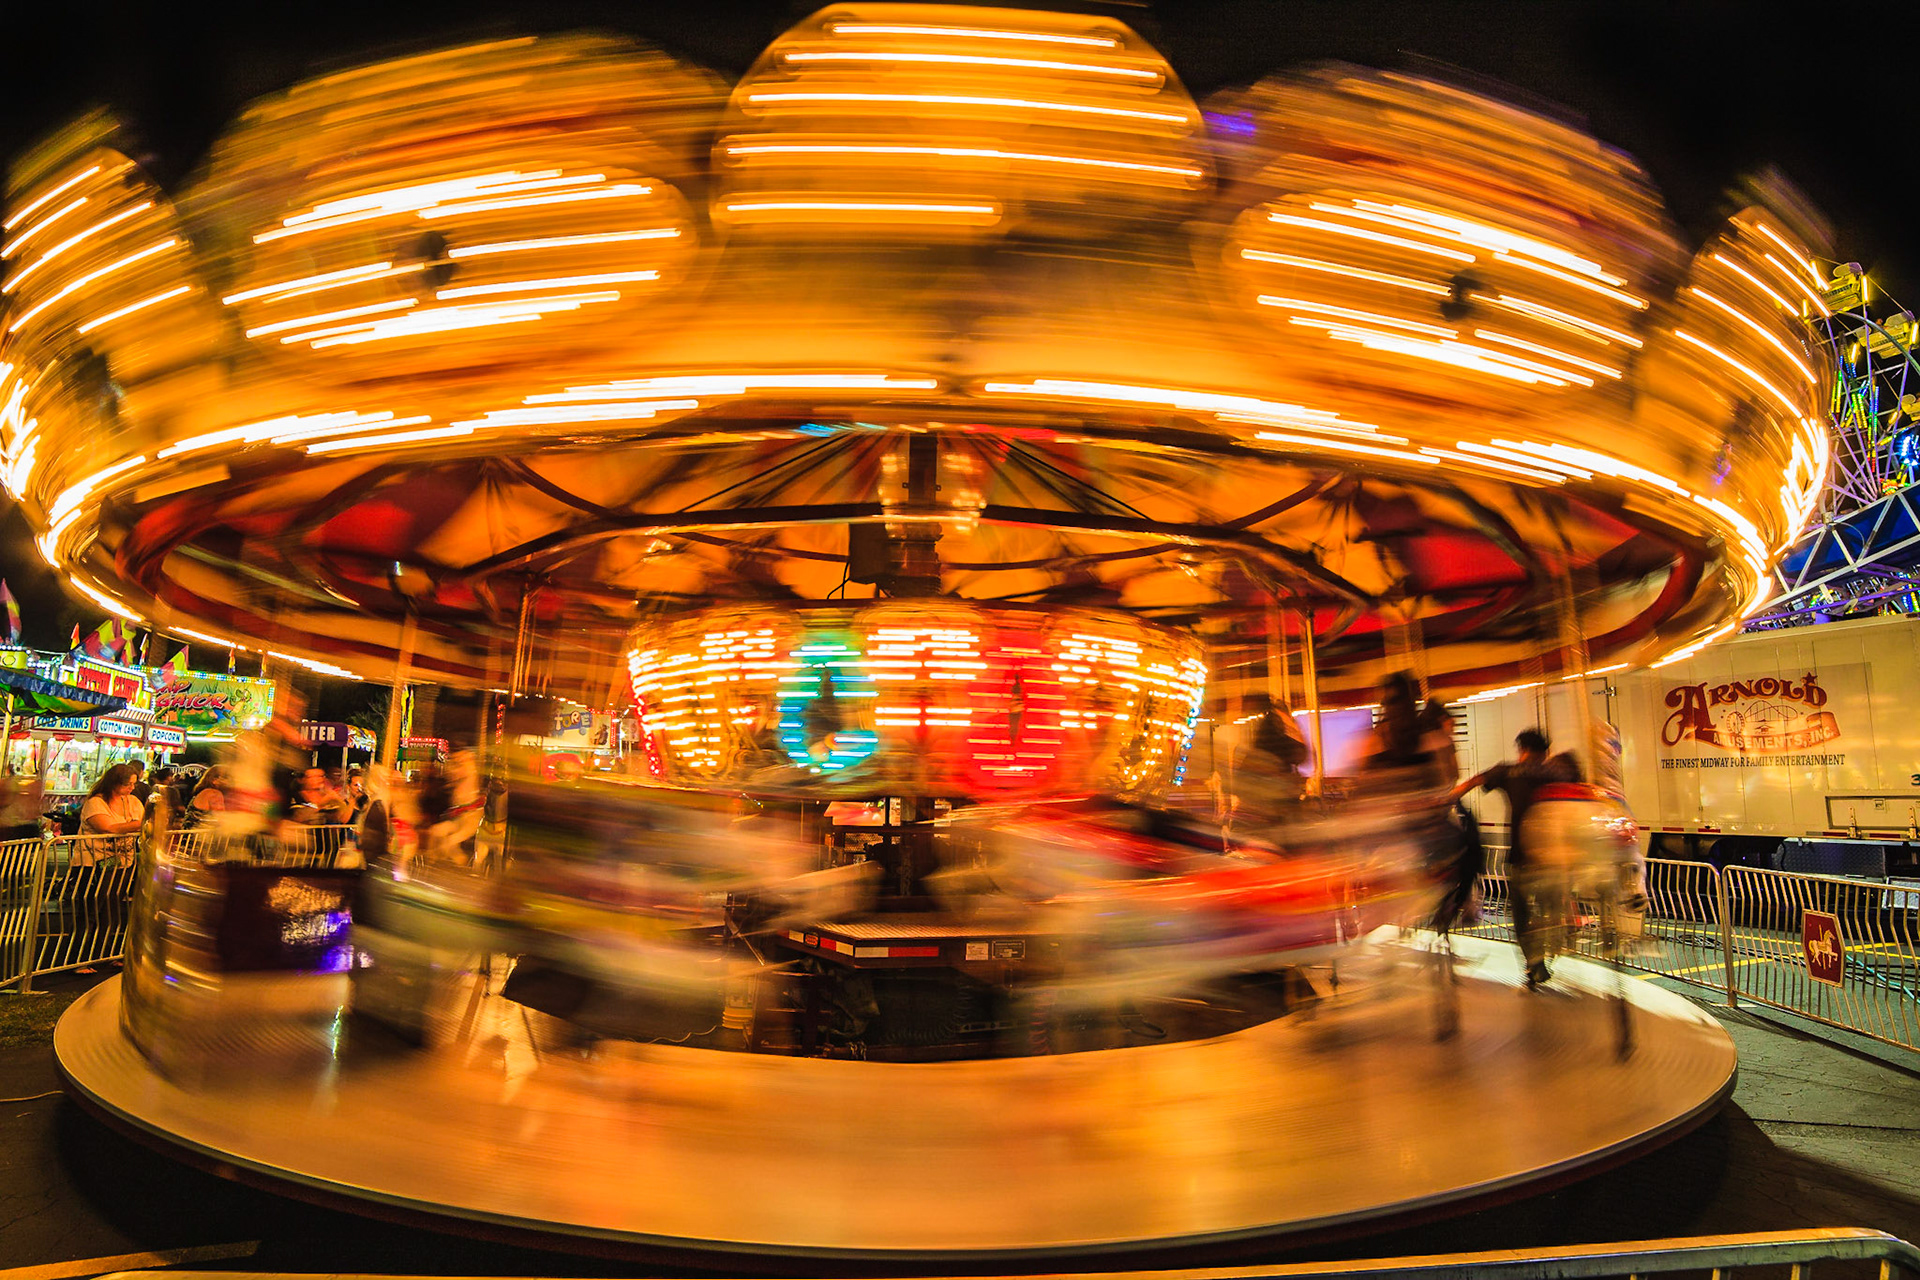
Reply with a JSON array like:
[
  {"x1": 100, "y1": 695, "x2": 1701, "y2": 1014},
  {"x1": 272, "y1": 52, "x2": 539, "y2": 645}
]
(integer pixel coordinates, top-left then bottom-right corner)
[{"x1": 0, "y1": 965, "x2": 1917, "y2": 1277}]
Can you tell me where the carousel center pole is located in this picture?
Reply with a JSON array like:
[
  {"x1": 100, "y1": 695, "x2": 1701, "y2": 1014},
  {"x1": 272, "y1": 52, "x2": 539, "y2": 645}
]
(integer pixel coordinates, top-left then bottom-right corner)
[
  {"x1": 1297, "y1": 607, "x2": 1323, "y2": 797},
  {"x1": 381, "y1": 613, "x2": 418, "y2": 773}
]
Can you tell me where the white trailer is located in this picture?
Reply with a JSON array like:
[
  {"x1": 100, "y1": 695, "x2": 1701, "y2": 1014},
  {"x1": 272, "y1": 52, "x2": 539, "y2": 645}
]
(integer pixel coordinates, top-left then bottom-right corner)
[{"x1": 1454, "y1": 612, "x2": 1920, "y2": 878}]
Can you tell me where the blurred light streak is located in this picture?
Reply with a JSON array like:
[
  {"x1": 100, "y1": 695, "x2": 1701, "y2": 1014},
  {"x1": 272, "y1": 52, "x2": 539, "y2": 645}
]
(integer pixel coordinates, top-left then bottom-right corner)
[
  {"x1": 2, "y1": 196, "x2": 89, "y2": 256},
  {"x1": 305, "y1": 424, "x2": 477, "y2": 454},
  {"x1": 721, "y1": 143, "x2": 1202, "y2": 182},
  {"x1": 76, "y1": 283, "x2": 193, "y2": 334},
  {"x1": 447, "y1": 229, "x2": 680, "y2": 258},
  {"x1": 1709, "y1": 254, "x2": 1798, "y2": 316},
  {"x1": 1671, "y1": 328, "x2": 1808, "y2": 417},
  {"x1": 1684, "y1": 285, "x2": 1819, "y2": 387},
  {"x1": 5, "y1": 239, "x2": 178, "y2": 334},
  {"x1": 825, "y1": 23, "x2": 1120, "y2": 47},
  {"x1": 68, "y1": 575, "x2": 144, "y2": 623},
  {"x1": 1265, "y1": 212, "x2": 1475, "y2": 262},
  {"x1": 742, "y1": 92, "x2": 1192, "y2": 127},
  {"x1": 2, "y1": 165, "x2": 101, "y2": 230},
  {"x1": 2, "y1": 203, "x2": 154, "y2": 292},
  {"x1": 1487, "y1": 294, "x2": 1643, "y2": 347},
  {"x1": 1240, "y1": 250, "x2": 1448, "y2": 295},
  {"x1": 781, "y1": 51, "x2": 1162, "y2": 81}
]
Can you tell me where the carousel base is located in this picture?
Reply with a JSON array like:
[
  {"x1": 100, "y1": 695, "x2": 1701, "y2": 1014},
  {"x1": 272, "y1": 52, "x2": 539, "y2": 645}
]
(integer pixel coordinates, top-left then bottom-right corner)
[{"x1": 55, "y1": 936, "x2": 1735, "y2": 1263}]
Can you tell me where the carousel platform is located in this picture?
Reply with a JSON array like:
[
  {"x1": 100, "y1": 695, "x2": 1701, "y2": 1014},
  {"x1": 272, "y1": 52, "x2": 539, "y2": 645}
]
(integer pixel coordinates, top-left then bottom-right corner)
[{"x1": 54, "y1": 936, "x2": 1735, "y2": 1263}]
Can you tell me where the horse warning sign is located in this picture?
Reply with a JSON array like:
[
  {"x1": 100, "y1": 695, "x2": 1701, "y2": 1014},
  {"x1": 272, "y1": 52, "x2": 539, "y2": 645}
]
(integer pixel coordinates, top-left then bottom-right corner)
[{"x1": 1802, "y1": 910, "x2": 1844, "y2": 986}]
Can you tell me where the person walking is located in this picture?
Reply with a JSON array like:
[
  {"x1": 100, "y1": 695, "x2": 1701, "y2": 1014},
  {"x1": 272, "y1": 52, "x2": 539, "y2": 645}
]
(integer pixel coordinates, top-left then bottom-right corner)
[{"x1": 1452, "y1": 729, "x2": 1575, "y2": 988}]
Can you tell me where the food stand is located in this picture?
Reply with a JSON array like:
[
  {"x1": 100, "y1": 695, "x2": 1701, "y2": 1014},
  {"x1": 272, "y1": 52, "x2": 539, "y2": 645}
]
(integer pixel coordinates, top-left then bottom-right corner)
[{"x1": 300, "y1": 720, "x2": 378, "y2": 769}]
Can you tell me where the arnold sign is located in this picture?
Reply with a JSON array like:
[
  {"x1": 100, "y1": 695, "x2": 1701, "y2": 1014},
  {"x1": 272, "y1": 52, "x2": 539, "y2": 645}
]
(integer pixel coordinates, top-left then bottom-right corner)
[{"x1": 1662, "y1": 672, "x2": 1840, "y2": 755}]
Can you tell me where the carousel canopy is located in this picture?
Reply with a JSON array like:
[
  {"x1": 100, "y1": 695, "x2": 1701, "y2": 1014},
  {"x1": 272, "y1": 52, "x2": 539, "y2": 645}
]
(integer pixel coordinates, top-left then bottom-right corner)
[{"x1": 0, "y1": 5, "x2": 1833, "y2": 704}]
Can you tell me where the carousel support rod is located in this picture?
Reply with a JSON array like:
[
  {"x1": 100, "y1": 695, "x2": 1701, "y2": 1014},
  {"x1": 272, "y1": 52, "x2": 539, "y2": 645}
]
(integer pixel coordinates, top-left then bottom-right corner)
[
  {"x1": 1267, "y1": 598, "x2": 1291, "y2": 710},
  {"x1": 382, "y1": 613, "x2": 417, "y2": 772},
  {"x1": 1297, "y1": 607, "x2": 1323, "y2": 797}
]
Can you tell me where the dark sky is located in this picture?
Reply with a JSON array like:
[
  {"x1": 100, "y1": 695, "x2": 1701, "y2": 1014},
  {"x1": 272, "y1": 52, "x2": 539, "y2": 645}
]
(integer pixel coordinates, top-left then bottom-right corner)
[{"x1": 2, "y1": 0, "x2": 1913, "y2": 648}]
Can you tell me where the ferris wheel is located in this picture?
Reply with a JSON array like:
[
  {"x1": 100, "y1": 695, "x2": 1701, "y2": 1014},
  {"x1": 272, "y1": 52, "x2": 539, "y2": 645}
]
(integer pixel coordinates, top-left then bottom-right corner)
[
  {"x1": 1752, "y1": 260, "x2": 1920, "y2": 625},
  {"x1": 1817, "y1": 262, "x2": 1920, "y2": 510}
]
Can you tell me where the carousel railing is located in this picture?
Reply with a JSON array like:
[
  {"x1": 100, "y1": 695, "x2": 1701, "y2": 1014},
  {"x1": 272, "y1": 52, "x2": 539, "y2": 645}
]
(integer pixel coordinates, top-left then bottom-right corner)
[{"x1": 0, "y1": 825, "x2": 363, "y2": 991}]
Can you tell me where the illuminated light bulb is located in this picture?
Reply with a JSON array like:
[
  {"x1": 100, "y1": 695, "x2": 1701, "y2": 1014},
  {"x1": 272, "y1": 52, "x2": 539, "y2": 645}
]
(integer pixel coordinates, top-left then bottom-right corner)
[
  {"x1": 1418, "y1": 446, "x2": 1567, "y2": 483},
  {"x1": 1240, "y1": 250, "x2": 1448, "y2": 295},
  {"x1": 1259, "y1": 295, "x2": 1456, "y2": 338},
  {"x1": 47, "y1": 454, "x2": 147, "y2": 525},
  {"x1": 824, "y1": 23, "x2": 1120, "y2": 47},
  {"x1": 68, "y1": 576, "x2": 144, "y2": 623},
  {"x1": 721, "y1": 143, "x2": 1202, "y2": 182},
  {"x1": 417, "y1": 183, "x2": 654, "y2": 220},
  {"x1": 721, "y1": 200, "x2": 1002, "y2": 224},
  {"x1": 782, "y1": 50, "x2": 1161, "y2": 80},
  {"x1": 436, "y1": 270, "x2": 660, "y2": 299},
  {"x1": 1254, "y1": 431, "x2": 1439, "y2": 464},
  {"x1": 742, "y1": 91, "x2": 1193, "y2": 127},
  {"x1": 1487, "y1": 294, "x2": 1643, "y2": 347},
  {"x1": 3, "y1": 196, "x2": 89, "y2": 258},
  {"x1": 249, "y1": 298, "x2": 419, "y2": 339},
  {"x1": 1708, "y1": 253, "x2": 1797, "y2": 316},
  {"x1": 2, "y1": 203, "x2": 155, "y2": 293},
  {"x1": 1671, "y1": 328, "x2": 1807, "y2": 417},
  {"x1": 1684, "y1": 286, "x2": 1820, "y2": 388},
  {"x1": 1471, "y1": 329, "x2": 1622, "y2": 378},
  {"x1": 2, "y1": 165, "x2": 101, "y2": 231},
  {"x1": 305, "y1": 424, "x2": 477, "y2": 454},
  {"x1": 446, "y1": 229, "x2": 681, "y2": 258},
  {"x1": 222, "y1": 261, "x2": 428, "y2": 306},
  {"x1": 1266, "y1": 212, "x2": 1474, "y2": 262},
  {"x1": 4, "y1": 239, "x2": 178, "y2": 334},
  {"x1": 1751, "y1": 223, "x2": 1822, "y2": 291},
  {"x1": 1492, "y1": 251, "x2": 1648, "y2": 309},
  {"x1": 75, "y1": 283, "x2": 193, "y2": 335}
]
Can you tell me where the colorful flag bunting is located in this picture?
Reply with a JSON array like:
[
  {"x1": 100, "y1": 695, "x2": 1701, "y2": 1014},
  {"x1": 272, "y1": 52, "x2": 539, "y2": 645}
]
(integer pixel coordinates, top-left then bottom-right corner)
[{"x1": 0, "y1": 581, "x2": 18, "y2": 645}]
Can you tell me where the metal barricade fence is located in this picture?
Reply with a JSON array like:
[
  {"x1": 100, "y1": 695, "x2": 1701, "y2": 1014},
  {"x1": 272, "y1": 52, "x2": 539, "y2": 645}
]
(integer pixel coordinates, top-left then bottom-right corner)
[
  {"x1": 33, "y1": 835, "x2": 141, "y2": 982},
  {"x1": 1470, "y1": 859, "x2": 1727, "y2": 992},
  {"x1": 163, "y1": 824, "x2": 358, "y2": 869},
  {"x1": 1722, "y1": 865, "x2": 1920, "y2": 1051},
  {"x1": 0, "y1": 838, "x2": 48, "y2": 991}
]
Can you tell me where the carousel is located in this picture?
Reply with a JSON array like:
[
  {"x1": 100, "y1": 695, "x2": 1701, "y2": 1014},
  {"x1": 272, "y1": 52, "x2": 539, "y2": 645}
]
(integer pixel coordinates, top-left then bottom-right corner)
[{"x1": 8, "y1": 3, "x2": 1825, "y2": 1260}]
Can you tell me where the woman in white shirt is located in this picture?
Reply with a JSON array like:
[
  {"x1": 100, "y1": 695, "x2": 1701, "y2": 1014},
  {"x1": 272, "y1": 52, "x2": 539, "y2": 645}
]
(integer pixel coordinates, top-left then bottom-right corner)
[{"x1": 78, "y1": 763, "x2": 143, "y2": 866}]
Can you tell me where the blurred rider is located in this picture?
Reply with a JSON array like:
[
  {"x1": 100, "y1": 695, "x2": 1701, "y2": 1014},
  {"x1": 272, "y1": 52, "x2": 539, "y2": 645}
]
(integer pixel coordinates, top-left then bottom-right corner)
[{"x1": 1451, "y1": 729, "x2": 1576, "y2": 988}]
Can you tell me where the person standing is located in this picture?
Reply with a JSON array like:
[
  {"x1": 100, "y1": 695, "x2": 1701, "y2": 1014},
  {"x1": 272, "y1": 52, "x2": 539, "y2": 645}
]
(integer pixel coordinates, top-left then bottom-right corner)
[{"x1": 1452, "y1": 729, "x2": 1574, "y2": 989}]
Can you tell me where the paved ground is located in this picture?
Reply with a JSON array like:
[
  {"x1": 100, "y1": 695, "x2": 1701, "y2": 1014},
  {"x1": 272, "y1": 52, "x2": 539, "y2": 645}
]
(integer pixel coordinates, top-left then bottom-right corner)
[{"x1": 0, "y1": 969, "x2": 1916, "y2": 1276}]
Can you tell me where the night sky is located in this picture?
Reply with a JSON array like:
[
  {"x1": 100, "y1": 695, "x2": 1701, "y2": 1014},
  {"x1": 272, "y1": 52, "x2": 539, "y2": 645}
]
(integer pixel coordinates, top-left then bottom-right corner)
[{"x1": 2, "y1": 0, "x2": 1912, "y2": 649}]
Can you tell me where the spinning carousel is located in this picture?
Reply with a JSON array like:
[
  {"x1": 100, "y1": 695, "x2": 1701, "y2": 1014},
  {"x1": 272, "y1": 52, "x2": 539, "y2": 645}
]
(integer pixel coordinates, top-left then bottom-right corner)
[{"x1": 11, "y1": 3, "x2": 1820, "y2": 1259}]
